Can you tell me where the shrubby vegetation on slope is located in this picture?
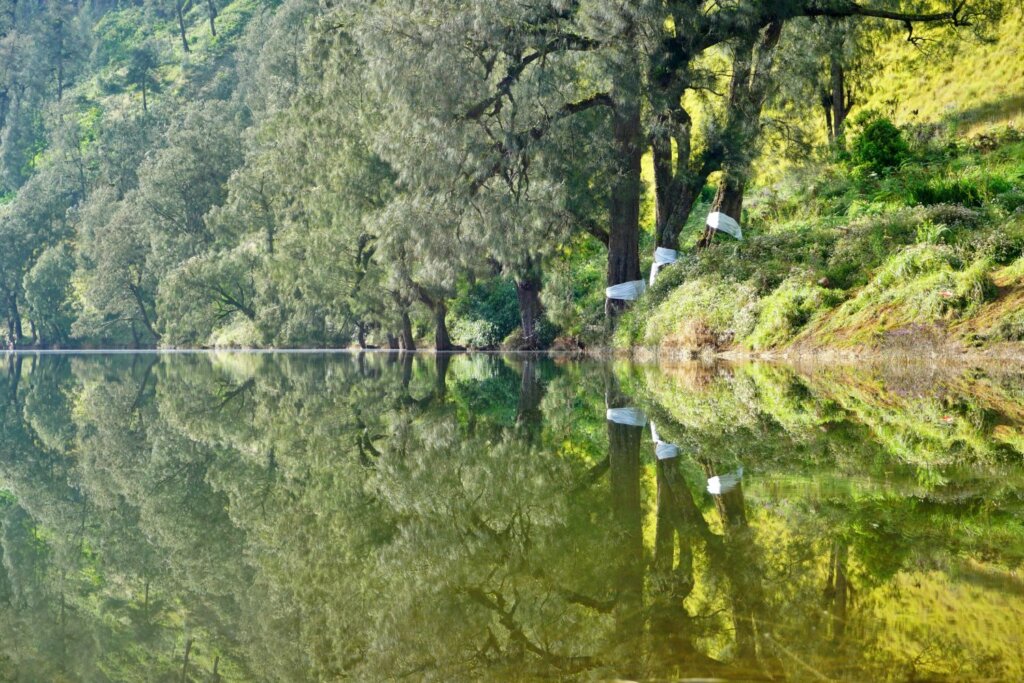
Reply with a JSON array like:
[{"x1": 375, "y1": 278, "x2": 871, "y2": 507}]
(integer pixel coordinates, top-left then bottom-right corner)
[{"x1": 618, "y1": 119, "x2": 1024, "y2": 354}]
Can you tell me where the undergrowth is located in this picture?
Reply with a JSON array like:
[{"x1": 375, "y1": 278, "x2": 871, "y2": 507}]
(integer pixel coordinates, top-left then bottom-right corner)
[{"x1": 619, "y1": 121, "x2": 1024, "y2": 354}]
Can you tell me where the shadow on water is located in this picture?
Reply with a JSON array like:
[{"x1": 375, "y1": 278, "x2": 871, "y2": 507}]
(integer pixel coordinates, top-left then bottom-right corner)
[{"x1": 0, "y1": 353, "x2": 1023, "y2": 680}]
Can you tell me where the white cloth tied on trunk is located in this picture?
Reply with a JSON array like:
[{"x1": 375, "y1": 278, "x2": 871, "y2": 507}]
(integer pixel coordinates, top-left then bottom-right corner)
[
  {"x1": 707, "y1": 211, "x2": 743, "y2": 240},
  {"x1": 649, "y1": 421, "x2": 679, "y2": 460},
  {"x1": 606, "y1": 407, "x2": 647, "y2": 427},
  {"x1": 605, "y1": 279, "x2": 646, "y2": 301},
  {"x1": 655, "y1": 441, "x2": 680, "y2": 461},
  {"x1": 649, "y1": 247, "x2": 679, "y2": 285},
  {"x1": 707, "y1": 467, "x2": 744, "y2": 495}
]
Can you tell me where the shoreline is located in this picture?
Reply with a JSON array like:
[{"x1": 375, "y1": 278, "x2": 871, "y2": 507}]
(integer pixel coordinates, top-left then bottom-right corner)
[{"x1": 6, "y1": 343, "x2": 1024, "y2": 366}]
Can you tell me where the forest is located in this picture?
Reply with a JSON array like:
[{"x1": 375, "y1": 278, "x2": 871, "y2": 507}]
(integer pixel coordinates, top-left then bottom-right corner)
[{"x1": 1, "y1": 0, "x2": 1022, "y2": 352}]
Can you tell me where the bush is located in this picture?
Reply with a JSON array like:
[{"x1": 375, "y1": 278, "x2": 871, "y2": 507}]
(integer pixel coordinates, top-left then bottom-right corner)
[
  {"x1": 449, "y1": 277, "x2": 520, "y2": 348},
  {"x1": 450, "y1": 317, "x2": 503, "y2": 349},
  {"x1": 851, "y1": 115, "x2": 910, "y2": 175},
  {"x1": 619, "y1": 277, "x2": 757, "y2": 351},
  {"x1": 996, "y1": 189, "x2": 1024, "y2": 214},
  {"x1": 909, "y1": 177, "x2": 983, "y2": 207},
  {"x1": 745, "y1": 276, "x2": 845, "y2": 350}
]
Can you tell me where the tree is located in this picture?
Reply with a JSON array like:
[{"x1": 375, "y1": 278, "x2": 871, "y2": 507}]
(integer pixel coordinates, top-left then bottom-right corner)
[
  {"x1": 339, "y1": 0, "x2": 987, "y2": 321},
  {"x1": 126, "y1": 41, "x2": 161, "y2": 113},
  {"x1": 23, "y1": 242, "x2": 76, "y2": 347}
]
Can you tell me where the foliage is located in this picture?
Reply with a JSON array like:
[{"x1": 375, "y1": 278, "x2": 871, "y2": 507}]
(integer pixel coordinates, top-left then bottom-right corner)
[
  {"x1": 449, "y1": 278, "x2": 520, "y2": 349},
  {"x1": 22, "y1": 243, "x2": 76, "y2": 346},
  {"x1": 745, "y1": 275, "x2": 844, "y2": 350},
  {"x1": 850, "y1": 113, "x2": 910, "y2": 174}
]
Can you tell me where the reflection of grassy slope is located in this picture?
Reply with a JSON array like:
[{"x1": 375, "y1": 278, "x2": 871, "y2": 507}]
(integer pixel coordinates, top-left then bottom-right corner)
[
  {"x1": 636, "y1": 362, "x2": 1024, "y2": 679},
  {"x1": 642, "y1": 361, "x2": 1024, "y2": 474},
  {"x1": 862, "y1": 568, "x2": 1024, "y2": 680}
]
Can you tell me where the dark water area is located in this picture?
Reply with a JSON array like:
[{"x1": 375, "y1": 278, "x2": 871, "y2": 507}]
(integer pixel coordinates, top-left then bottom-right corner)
[{"x1": 0, "y1": 352, "x2": 1022, "y2": 681}]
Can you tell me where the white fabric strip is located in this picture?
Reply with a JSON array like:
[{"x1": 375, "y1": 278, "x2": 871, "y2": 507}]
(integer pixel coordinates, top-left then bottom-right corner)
[
  {"x1": 649, "y1": 247, "x2": 679, "y2": 285},
  {"x1": 706, "y1": 211, "x2": 743, "y2": 240},
  {"x1": 649, "y1": 420, "x2": 679, "y2": 460},
  {"x1": 655, "y1": 442, "x2": 680, "y2": 461},
  {"x1": 707, "y1": 467, "x2": 744, "y2": 495},
  {"x1": 606, "y1": 407, "x2": 647, "y2": 427},
  {"x1": 605, "y1": 279, "x2": 646, "y2": 301}
]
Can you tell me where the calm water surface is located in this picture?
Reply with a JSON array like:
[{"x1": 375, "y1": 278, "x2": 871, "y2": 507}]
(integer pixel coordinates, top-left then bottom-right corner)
[{"x1": 0, "y1": 352, "x2": 1023, "y2": 681}]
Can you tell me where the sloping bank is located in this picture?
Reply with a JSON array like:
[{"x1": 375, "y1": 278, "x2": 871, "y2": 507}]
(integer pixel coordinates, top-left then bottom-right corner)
[
  {"x1": 613, "y1": 124, "x2": 1024, "y2": 362},
  {"x1": 616, "y1": 247, "x2": 1024, "y2": 361}
]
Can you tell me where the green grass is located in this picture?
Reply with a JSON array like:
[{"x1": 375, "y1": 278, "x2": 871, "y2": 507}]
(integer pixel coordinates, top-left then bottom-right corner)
[
  {"x1": 865, "y1": 11, "x2": 1024, "y2": 133},
  {"x1": 619, "y1": 122, "x2": 1024, "y2": 354}
]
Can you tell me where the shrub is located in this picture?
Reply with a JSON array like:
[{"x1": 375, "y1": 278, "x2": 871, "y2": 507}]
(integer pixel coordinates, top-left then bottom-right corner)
[
  {"x1": 450, "y1": 318, "x2": 503, "y2": 349},
  {"x1": 996, "y1": 189, "x2": 1024, "y2": 214},
  {"x1": 449, "y1": 277, "x2": 520, "y2": 348},
  {"x1": 909, "y1": 177, "x2": 983, "y2": 207},
  {"x1": 625, "y1": 278, "x2": 758, "y2": 351},
  {"x1": 851, "y1": 115, "x2": 910, "y2": 175},
  {"x1": 745, "y1": 276, "x2": 845, "y2": 351}
]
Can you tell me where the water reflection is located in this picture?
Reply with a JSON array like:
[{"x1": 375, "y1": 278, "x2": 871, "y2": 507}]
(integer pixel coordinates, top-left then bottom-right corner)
[{"x1": 0, "y1": 353, "x2": 1023, "y2": 681}]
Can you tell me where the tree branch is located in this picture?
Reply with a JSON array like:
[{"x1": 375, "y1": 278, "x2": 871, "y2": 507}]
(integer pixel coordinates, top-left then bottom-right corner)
[{"x1": 462, "y1": 35, "x2": 601, "y2": 121}]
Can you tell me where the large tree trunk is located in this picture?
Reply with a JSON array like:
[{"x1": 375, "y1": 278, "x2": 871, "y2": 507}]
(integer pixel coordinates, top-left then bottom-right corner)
[
  {"x1": 515, "y1": 271, "x2": 544, "y2": 350},
  {"x1": 651, "y1": 109, "x2": 703, "y2": 252},
  {"x1": 605, "y1": 83, "x2": 643, "y2": 318},
  {"x1": 399, "y1": 310, "x2": 415, "y2": 351},
  {"x1": 697, "y1": 22, "x2": 783, "y2": 251},
  {"x1": 697, "y1": 173, "x2": 745, "y2": 250},
  {"x1": 432, "y1": 299, "x2": 453, "y2": 352}
]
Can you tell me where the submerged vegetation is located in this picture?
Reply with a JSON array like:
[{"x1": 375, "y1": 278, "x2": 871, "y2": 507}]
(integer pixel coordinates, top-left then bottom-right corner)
[{"x1": 0, "y1": 0, "x2": 1022, "y2": 352}]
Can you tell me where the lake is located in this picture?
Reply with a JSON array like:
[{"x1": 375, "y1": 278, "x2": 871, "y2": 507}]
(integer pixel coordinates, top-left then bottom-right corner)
[{"x1": 0, "y1": 352, "x2": 1022, "y2": 681}]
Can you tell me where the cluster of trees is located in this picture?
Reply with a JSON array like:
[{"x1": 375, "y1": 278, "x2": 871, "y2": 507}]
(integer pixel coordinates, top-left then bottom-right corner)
[
  {"x1": 0, "y1": 0, "x2": 1004, "y2": 349},
  {"x1": 1, "y1": 353, "x2": 1023, "y2": 679}
]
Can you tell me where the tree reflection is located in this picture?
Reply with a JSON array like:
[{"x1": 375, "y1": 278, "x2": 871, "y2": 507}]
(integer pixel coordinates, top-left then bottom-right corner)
[{"x1": 0, "y1": 355, "x2": 1022, "y2": 680}]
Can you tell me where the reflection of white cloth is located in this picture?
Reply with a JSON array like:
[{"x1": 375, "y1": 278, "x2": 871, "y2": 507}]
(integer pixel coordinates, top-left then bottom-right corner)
[
  {"x1": 707, "y1": 212, "x2": 742, "y2": 240},
  {"x1": 649, "y1": 420, "x2": 679, "y2": 460},
  {"x1": 606, "y1": 407, "x2": 647, "y2": 427},
  {"x1": 707, "y1": 467, "x2": 744, "y2": 495},
  {"x1": 605, "y1": 279, "x2": 646, "y2": 301},
  {"x1": 649, "y1": 247, "x2": 679, "y2": 285}
]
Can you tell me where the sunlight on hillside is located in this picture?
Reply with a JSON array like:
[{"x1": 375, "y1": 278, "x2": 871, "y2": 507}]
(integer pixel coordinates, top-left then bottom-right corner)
[{"x1": 867, "y1": 10, "x2": 1024, "y2": 132}]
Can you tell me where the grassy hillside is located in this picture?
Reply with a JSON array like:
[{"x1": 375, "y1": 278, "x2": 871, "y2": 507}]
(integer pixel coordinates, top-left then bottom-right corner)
[
  {"x1": 866, "y1": 11, "x2": 1024, "y2": 133},
  {"x1": 616, "y1": 14, "x2": 1024, "y2": 359}
]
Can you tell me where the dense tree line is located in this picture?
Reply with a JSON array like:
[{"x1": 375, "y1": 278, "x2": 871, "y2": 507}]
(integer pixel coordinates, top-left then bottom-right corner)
[{"x1": 0, "y1": 0, "x2": 1004, "y2": 349}]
